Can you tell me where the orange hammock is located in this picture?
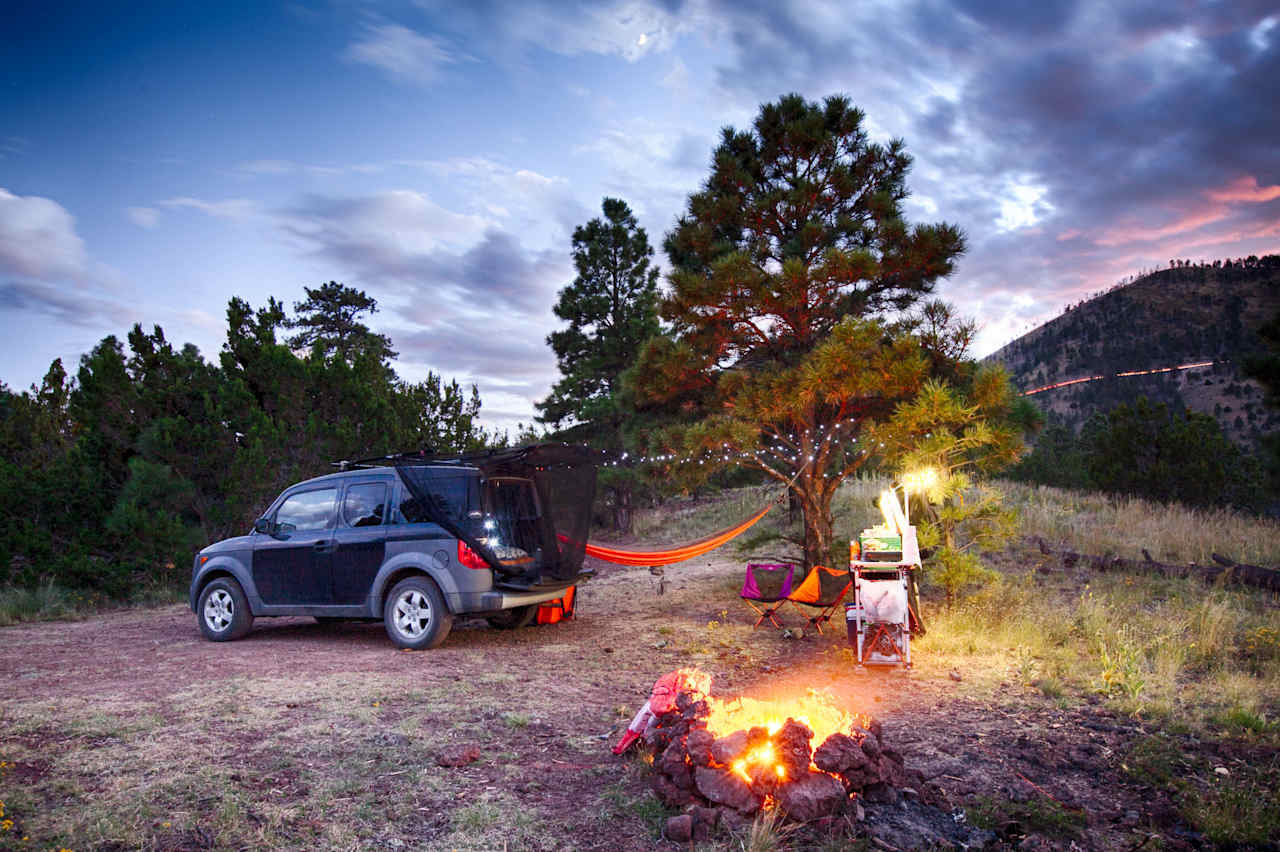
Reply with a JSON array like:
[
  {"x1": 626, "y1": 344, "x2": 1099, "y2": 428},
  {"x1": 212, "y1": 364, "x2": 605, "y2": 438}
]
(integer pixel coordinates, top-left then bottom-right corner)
[{"x1": 579, "y1": 503, "x2": 775, "y2": 567}]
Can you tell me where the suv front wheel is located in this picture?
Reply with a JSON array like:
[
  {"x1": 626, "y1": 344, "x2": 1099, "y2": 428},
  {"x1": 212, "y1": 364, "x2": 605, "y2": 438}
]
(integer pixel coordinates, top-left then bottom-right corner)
[
  {"x1": 198, "y1": 577, "x2": 254, "y2": 642},
  {"x1": 384, "y1": 576, "x2": 453, "y2": 650}
]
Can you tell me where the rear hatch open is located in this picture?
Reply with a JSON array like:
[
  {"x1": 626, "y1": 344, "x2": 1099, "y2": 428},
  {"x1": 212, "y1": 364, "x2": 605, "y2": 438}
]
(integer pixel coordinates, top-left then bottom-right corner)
[{"x1": 395, "y1": 443, "x2": 599, "y2": 590}]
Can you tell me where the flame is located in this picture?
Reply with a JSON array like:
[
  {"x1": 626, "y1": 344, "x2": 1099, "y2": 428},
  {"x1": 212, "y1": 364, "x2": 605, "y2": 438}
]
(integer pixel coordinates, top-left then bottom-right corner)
[
  {"x1": 704, "y1": 692, "x2": 864, "y2": 742},
  {"x1": 704, "y1": 690, "x2": 869, "y2": 781}
]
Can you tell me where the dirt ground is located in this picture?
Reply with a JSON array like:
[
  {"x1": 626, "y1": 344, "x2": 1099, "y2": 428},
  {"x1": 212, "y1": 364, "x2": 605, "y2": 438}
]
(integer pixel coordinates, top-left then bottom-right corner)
[{"x1": 0, "y1": 554, "x2": 1264, "y2": 850}]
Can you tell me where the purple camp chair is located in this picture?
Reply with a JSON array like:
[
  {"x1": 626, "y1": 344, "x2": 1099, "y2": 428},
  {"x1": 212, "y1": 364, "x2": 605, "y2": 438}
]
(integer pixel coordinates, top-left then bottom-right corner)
[{"x1": 741, "y1": 563, "x2": 796, "y2": 629}]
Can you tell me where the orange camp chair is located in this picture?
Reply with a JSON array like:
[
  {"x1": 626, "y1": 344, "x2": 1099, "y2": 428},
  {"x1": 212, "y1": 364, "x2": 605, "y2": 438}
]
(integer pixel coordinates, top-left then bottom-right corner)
[
  {"x1": 740, "y1": 563, "x2": 796, "y2": 629},
  {"x1": 786, "y1": 565, "x2": 853, "y2": 633}
]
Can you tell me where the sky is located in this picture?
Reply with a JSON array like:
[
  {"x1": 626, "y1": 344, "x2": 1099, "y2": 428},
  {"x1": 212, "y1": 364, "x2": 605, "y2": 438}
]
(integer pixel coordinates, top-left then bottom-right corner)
[{"x1": 2, "y1": 0, "x2": 1278, "y2": 430}]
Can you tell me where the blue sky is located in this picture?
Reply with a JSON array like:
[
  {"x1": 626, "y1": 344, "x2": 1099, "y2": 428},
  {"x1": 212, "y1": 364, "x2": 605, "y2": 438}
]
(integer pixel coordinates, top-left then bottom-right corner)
[{"x1": 2, "y1": 0, "x2": 1278, "y2": 429}]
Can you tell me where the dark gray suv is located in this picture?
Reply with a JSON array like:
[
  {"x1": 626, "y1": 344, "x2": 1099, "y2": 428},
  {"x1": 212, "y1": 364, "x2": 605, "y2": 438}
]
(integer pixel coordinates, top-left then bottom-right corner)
[{"x1": 189, "y1": 444, "x2": 597, "y2": 649}]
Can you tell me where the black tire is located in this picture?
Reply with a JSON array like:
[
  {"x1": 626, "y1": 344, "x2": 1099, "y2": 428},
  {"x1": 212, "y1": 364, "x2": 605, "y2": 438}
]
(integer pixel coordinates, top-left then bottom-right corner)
[
  {"x1": 486, "y1": 604, "x2": 537, "y2": 630},
  {"x1": 197, "y1": 577, "x2": 254, "y2": 642},
  {"x1": 383, "y1": 576, "x2": 453, "y2": 650}
]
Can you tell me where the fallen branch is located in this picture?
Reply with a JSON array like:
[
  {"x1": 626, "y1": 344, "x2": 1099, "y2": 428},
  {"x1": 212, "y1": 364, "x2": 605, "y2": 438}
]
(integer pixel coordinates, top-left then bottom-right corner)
[{"x1": 1032, "y1": 538, "x2": 1280, "y2": 592}]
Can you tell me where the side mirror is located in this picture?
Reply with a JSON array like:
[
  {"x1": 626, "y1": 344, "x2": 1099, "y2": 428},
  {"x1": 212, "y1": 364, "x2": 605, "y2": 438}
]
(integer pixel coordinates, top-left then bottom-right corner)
[{"x1": 253, "y1": 517, "x2": 274, "y2": 535}]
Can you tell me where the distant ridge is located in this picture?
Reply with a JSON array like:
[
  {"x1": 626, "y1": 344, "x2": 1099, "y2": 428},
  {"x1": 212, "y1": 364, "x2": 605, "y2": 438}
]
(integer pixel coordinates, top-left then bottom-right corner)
[{"x1": 986, "y1": 256, "x2": 1280, "y2": 447}]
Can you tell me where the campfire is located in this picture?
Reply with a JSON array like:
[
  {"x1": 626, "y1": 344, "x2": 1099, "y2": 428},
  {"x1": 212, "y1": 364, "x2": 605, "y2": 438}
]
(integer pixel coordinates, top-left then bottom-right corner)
[{"x1": 636, "y1": 670, "x2": 921, "y2": 838}]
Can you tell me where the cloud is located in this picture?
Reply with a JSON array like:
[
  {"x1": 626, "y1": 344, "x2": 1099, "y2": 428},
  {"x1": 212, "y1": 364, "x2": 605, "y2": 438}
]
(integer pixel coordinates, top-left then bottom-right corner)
[
  {"x1": 159, "y1": 197, "x2": 260, "y2": 221},
  {"x1": 237, "y1": 159, "x2": 298, "y2": 175},
  {"x1": 0, "y1": 188, "x2": 88, "y2": 282},
  {"x1": 661, "y1": 57, "x2": 689, "y2": 91},
  {"x1": 344, "y1": 22, "x2": 460, "y2": 84},
  {"x1": 278, "y1": 190, "x2": 493, "y2": 281},
  {"x1": 0, "y1": 280, "x2": 135, "y2": 329},
  {"x1": 1209, "y1": 175, "x2": 1280, "y2": 203},
  {"x1": 409, "y1": 0, "x2": 696, "y2": 64},
  {"x1": 127, "y1": 206, "x2": 159, "y2": 228}
]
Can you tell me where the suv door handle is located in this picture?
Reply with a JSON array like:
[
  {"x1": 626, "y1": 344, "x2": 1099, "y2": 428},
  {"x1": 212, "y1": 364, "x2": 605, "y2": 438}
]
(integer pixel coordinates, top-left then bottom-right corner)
[{"x1": 313, "y1": 541, "x2": 335, "y2": 554}]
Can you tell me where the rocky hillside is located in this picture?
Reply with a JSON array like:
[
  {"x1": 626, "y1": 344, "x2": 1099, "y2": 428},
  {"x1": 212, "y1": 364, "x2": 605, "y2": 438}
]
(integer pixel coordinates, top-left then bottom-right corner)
[{"x1": 986, "y1": 256, "x2": 1280, "y2": 446}]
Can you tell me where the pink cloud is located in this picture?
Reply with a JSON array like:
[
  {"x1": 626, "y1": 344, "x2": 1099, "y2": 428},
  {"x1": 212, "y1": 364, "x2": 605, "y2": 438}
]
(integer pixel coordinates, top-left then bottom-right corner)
[
  {"x1": 1095, "y1": 205, "x2": 1227, "y2": 246},
  {"x1": 1208, "y1": 175, "x2": 1280, "y2": 203}
]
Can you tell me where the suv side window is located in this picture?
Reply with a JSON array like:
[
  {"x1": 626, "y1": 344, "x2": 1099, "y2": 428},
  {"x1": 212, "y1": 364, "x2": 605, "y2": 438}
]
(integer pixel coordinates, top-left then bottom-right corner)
[
  {"x1": 275, "y1": 488, "x2": 337, "y2": 532},
  {"x1": 394, "y1": 467, "x2": 480, "y2": 525},
  {"x1": 343, "y1": 482, "x2": 388, "y2": 528}
]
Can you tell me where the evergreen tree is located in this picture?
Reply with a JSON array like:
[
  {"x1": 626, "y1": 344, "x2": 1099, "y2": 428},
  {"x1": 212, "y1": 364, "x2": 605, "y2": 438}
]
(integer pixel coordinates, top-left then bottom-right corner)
[
  {"x1": 631, "y1": 93, "x2": 966, "y2": 567},
  {"x1": 873, "y1": 370, "x2": 1026, "y2": 606},
  {"x1": 1243, "y1": 310, "x2": 1280, "y2": 498},
  {"x1": 1082, "y1": 397, "x2": 1263, "y2": 510},
  {"x1": 537, "y1": 198, "x2": 659, "y2": 428},
  {"x1": 286, "y1": 281, "x2": 396, "y2": 368},
  {"x1": 537, "y1": 197, "x2": 661, "y2": 532},
  {"x1": 1007, "y1": 420, "x2": 1090, "y2": 489}
]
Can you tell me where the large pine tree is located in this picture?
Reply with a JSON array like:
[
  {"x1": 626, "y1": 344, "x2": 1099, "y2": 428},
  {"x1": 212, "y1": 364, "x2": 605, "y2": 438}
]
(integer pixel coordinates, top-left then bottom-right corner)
[{"x1": 631, "y1": 93, "x2": 967, "y2": 567}]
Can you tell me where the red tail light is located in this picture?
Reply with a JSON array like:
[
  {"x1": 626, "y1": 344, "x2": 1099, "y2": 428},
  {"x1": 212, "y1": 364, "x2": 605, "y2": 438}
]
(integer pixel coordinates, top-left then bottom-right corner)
[{"x1": 458, "y1": 540, "x2": 489, "y2": 570}]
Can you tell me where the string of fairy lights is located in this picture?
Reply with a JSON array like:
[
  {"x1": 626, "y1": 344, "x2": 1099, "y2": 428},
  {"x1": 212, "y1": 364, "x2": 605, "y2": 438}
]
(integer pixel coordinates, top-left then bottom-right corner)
[
  {"x1": 601, "y1": 419, "x2": 909, "y2": 480},
  {"x1": 595, "y1": 359, "x2": 1219, "y2": 478}
]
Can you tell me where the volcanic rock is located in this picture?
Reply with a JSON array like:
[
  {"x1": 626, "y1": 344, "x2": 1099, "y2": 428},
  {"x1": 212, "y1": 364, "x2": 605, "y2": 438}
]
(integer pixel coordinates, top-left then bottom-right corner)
[
  {"x1": 858, "y1": 729, "x2": 882, "y2": 761},
  {"x1": 710, "y1": 730, "x2": 750, "y2": 765},
  {"x1": 710, "y1": 726, "x2": 768, "y2": 766},
  {"x1": 878, "y1": 750, "x2": 907, "y2": 788},
  {"x1": 694, "y1": 766, "x2": 762, "y2": 813},
  {"x1": 775, "y1": 770, "x2": 848, "y2": 822},
  {"x1": 746, "y1": 761, "x2": 782, "y2": 796},
  {"x1": 814, "y1": 734, "x2": 888, "y2": 791},
  {"x1": 775, "y1": 718, "x2": 815, "y2": 779},
  {"x1": 665, "y1": 814, "x2": 693, "y2": 842},
  {"x1": 687, "y1": 805, "x2": 720, "y2": 841},
  {"x1": 659, "y1": 740, "x2": 689, "y2": 775},
  {"x1": 863, "y1": 781, "x2": 900, "y2": 804},
  {"x1": 686, "y1": 729, "x2": 715, "y2": 767},
  {"x1": 652, "y1": 772, "x2": 699, "y2": 808},
  {"x1": 814, "y1": 733, "x2": 873, "y2": 776}
]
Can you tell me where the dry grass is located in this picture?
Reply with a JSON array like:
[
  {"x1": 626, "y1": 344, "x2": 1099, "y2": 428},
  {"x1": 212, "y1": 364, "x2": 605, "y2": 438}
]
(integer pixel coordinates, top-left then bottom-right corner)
[{"x1": 999, "y1": 480, "x2": 1280, "y2": 565}]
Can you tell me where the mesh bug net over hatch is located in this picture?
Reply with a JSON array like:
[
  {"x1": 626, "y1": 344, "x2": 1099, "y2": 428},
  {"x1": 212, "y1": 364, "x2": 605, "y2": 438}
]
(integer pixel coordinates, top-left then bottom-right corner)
[{"x1": 395, "y1": 444, "x2": 600, "y2": 585}]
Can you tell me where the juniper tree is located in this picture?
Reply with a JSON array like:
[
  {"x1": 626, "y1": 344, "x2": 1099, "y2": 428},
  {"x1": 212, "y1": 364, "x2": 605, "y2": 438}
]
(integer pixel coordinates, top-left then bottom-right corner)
[{"x1": 630, "y1": 93, "x2": 966, "y2": 567}]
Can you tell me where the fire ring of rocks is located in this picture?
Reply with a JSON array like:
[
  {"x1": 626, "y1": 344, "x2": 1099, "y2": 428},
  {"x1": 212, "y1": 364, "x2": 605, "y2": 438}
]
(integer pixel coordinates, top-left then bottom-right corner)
[{"x1": 640, "y1": 689, "x2": 938, "y2": 843}]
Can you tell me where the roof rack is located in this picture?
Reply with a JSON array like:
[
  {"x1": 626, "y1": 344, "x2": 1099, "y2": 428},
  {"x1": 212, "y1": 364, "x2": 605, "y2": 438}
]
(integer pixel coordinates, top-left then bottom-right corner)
[
  {"x1": 329, "y1": 443, "x2": 609, "y2": 472},
  {"x1": 330, "y1": 448, "x2": 441, "y2": 471}
]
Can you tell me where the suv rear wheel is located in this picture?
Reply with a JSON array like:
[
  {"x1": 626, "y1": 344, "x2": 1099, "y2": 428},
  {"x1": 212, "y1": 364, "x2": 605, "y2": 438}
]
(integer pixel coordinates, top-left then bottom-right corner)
[
  {"x1": 384, "y1": 576, "x2": 452, "y2": 649},
  {"x1": 198, "y1": 577, "x2": 254, "y2": 641}
]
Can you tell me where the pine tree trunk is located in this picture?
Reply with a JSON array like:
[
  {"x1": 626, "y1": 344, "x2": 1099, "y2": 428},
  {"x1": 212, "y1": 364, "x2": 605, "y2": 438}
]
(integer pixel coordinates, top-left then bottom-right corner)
[
  {"x1": 799, "y1": 474, "x2": 835, "y2": 569},
  {"x1": 612, "y1": 485, "x2": 633, "y2": 535}
]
